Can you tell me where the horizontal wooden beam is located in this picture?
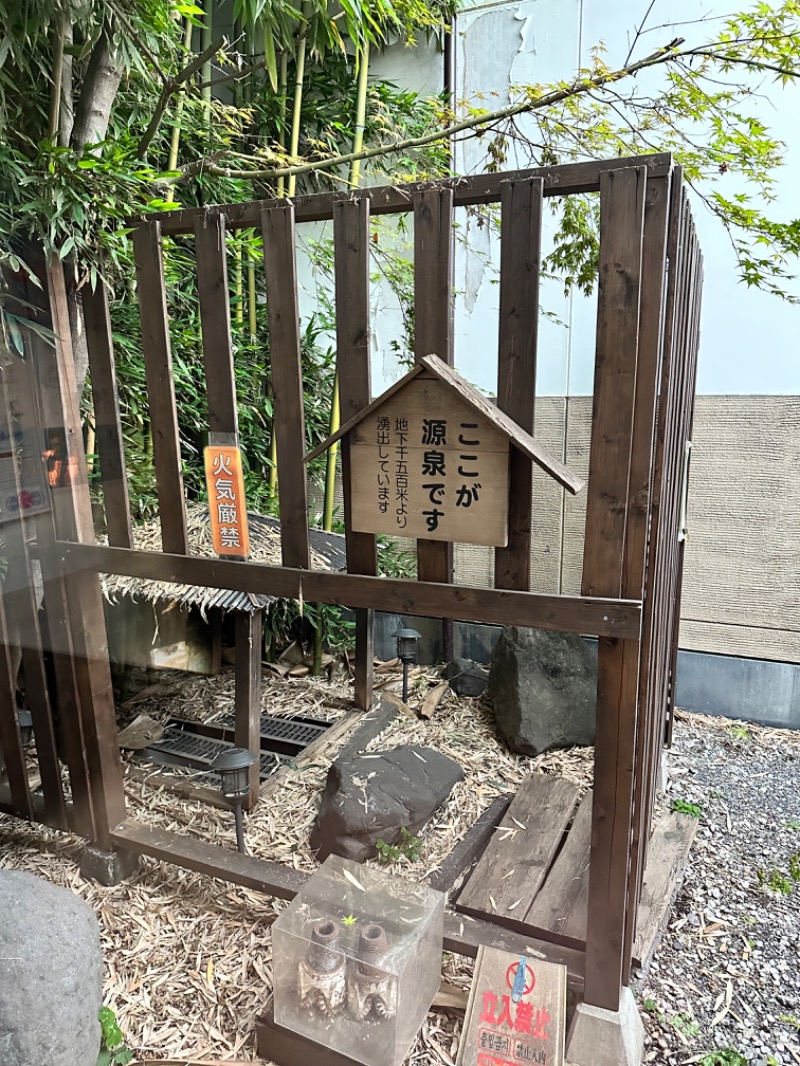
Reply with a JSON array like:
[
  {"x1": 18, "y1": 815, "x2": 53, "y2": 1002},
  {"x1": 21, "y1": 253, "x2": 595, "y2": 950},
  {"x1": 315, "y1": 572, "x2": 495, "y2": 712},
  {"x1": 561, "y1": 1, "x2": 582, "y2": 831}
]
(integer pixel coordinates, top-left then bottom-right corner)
[
  {"x1": 143, "y1": 155, "x2": 672, "y2": 236},
  {"x1": 110, "y1": 819, "x2": 585, "y2": 981},
  {"x1": 53, "y1": 541, "x2": 642, "y2": 639}
]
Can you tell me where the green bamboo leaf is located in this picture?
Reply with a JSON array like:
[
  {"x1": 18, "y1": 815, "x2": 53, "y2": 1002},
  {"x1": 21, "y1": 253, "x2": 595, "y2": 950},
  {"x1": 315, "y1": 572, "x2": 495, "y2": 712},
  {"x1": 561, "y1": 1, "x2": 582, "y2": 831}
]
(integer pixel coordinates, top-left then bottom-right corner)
[{"x1": 263, "y1": 25, "x2": 279, "y2": 92}]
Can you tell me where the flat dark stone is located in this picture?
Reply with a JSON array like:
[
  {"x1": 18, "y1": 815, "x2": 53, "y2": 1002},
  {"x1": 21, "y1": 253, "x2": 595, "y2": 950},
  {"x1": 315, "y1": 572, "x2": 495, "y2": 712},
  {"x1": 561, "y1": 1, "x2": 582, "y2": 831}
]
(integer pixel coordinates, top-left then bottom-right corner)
[{"x1": 310, "y1": 744, "x2": 464, "y2": 862}]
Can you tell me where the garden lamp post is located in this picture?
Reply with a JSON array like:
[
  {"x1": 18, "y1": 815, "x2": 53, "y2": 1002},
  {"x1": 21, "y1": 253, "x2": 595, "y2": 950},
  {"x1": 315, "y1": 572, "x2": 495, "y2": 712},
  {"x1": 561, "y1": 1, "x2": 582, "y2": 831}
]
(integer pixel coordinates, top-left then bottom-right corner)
[
  {"x1": 17, "y1": 710, "x2": 33, "y2": 748},
  {"x1": 213, "y1": 747, "x2": 258, "y2": 854},
  {"x1": 394, "y1": 628, "x2": 422, "y2": 703}
]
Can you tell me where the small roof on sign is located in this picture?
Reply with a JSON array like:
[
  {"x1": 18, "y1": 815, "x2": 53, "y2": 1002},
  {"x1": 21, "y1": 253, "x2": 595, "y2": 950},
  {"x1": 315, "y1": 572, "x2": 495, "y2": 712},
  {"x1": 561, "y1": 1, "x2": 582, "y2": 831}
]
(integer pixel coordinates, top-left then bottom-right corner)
[{"x1": 304, "y1": 354, "x2": 584, "y2": 495}]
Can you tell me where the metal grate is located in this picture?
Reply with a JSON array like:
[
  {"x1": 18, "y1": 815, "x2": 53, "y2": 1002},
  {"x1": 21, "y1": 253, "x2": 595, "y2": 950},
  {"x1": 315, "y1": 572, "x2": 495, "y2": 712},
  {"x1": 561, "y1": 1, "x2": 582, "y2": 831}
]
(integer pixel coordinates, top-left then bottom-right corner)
[
  {"x1": 219, "y1": 713, "x2": 328, "y2": 750},
  {"x1": 139, "y1": 728, "x2": 292, "y2": 782}
]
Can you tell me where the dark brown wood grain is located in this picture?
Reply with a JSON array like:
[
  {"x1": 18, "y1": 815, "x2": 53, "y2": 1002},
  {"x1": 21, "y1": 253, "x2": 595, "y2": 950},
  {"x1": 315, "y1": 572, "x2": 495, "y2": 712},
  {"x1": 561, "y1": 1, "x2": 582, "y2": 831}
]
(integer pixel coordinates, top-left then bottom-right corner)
[
  {"x1": 580, "y1": 166, "x2": 647, "y2": 1012},
  {"x1": 194, "y1": 212, "x2": 239, "y2": 436},
  {"x1": 82, "y1": 280, "x2": 133, "y2": 548},
  {"x1": 430, "y1": 793, "x2": 513, "y2": 895},
  {"x1": 261, "y1": 204, "x2": 311, "y2": 570},
  {"x1": 31, "y1": 261, "x2": 128, "y2": 846},
  {"x1": 235, "y1": 609, "x2": 262, "y2": 810},
  {"x1": 147, "y1": 154, "x2": 673, "y2": 235},
  {"x1": 619, "y1": 173, "x2": 670, "y2": 970},
  {"x1": 334, "y1": 196, "x2": 377, "y2": 710},
  {"x1": 55, "y1": 541, "x2": 643, "y2": 639},
  {"x1": 413, "y1": 188, "x2": 454, "y2": 656},
  {"x1": 133, "y1": 221, "x2": 189, "y2": 555},
  {"x1": 527, "y1": 790, "x2": 593, "y2": 942},
  {"x1": 0, "y1": 583, "x2": 33, "y2": 820},
  {"x1": 457, "y1": 775, "x2": 579, "y2": 921},
  {"x1": 110, "y1": 818, "x2": 585, "y2": 980},
  {"x1": 495, "y1": 177, "x2": 543, "y2": 591}
]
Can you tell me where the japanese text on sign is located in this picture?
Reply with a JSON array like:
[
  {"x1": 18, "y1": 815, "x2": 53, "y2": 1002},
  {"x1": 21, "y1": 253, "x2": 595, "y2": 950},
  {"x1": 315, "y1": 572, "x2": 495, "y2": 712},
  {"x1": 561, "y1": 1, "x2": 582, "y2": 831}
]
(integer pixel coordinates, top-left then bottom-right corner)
[
  {"x1": 350, "y1": 378, "x2": 509, "y2": 548},
  {"x1": 204, "y1": 445, "x2": 250, "y2": 558},
  {"x1": 456, "y1": 946, "x2": 566, "y2": 1066}
]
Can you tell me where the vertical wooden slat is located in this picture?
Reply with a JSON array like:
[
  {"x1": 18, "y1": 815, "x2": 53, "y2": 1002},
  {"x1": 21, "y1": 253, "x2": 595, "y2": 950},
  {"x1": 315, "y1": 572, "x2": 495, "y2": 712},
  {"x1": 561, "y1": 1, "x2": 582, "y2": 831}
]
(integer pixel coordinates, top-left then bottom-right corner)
[
  {"x1": 495, "y1": 177, "x2": 543, "y2": 591},
  {"x1": 34, "y1": 259, "x2": 127, "y2": 847},
  {"x1": 261, "y1": 204, "x2": 311, "y2": 570},
  {"x1": 414, "y1": 188, "x2": 455, "y2": 655},
  {"x1": 634, "y1": 178, "x2": 686, "y2": 880},
  {"x1": 0, "y1": 356, "x2": 68, "y2": 827},
  {"x1": 195, "y1": 213, "x2": 239, "y2": 436},
  {"x1": 619, "y1": 173, "x2": 671, "y2": 977},
  {"x1": 581, "y1": 166, "x2": 647, "y2": 1012},
  {"x1": 82, "y1": 280, "x2": 133, "y2": 548},
  {"x1": 665, "y1": 245, "x2": 703, "y2": 747},
  {"x1": 235, "y1": 609, "x2": 262, "y2": 810},
  {"x1": 334, "y1": 196, "x2": 377, "y2": 710},
  {"x1": 0, "y1": 581, "x2": 33, "y2": 819},
  {"x1": 133, "y1": 221, "x2": 189, "y2": 555}
]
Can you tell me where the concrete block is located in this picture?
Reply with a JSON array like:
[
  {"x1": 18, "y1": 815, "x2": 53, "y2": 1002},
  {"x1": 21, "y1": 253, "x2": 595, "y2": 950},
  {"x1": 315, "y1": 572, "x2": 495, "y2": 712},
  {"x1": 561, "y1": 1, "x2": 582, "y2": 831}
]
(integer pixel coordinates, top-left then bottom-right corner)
[
  {"x1": 565, "y1": 987, "x2": 644, "y2": 1066},
  {"x1": 80, "y1": 845, "x2": 140, "y2": 886}
]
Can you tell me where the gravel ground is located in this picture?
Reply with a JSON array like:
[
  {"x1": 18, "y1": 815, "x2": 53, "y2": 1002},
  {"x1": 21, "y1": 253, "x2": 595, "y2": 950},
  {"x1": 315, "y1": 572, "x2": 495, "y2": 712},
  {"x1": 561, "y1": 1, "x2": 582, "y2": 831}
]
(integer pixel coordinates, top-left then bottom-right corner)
[{"x1": 639, "y1": 711, "x2": 800, "y2": 1066}]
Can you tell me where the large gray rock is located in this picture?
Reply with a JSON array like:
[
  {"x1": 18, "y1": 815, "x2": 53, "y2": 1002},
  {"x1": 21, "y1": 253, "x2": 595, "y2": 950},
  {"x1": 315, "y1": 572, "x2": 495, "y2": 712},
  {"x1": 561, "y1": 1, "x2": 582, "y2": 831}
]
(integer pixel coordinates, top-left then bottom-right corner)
[
  {"x1": 310, "y1": 745, "x2": 463, "y2": 862},
  {"x1": 487, "y1": 626, "x2": 597, "y2": 755},
  {"x1": 0, "y1": 870, "x2": 102, "y2": 1066}
]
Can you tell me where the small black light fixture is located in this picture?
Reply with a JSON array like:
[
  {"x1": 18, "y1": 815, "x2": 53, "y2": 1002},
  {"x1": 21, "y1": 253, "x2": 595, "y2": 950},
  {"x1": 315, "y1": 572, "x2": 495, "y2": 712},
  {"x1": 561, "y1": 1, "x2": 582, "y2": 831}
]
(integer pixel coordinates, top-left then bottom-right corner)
[
  {"x1": 17, "y1": 710, "x2": 33, "y2": 748},
  {"x1": 213, "y1": 747, "x2": 258, "y2": 854},
  {"x1": 393, "y1": 627, "x2": 422, "y2": 703}
]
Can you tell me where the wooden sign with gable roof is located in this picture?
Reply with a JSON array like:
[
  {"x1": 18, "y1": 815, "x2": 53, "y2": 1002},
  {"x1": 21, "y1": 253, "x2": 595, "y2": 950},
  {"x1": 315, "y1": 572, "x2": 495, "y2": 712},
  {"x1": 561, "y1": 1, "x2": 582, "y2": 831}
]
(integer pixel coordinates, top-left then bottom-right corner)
[{"x1": 306, "y1": 355, "x2": 582, "y2": 548}]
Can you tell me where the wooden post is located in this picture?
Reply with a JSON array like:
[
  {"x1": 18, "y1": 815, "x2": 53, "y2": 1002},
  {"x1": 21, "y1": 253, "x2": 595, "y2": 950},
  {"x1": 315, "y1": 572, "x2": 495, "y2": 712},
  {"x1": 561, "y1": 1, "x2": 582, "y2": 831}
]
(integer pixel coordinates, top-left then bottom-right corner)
[
  {"x1": 581, "y1": 167, "x2": 646, "y2": 1013},
  {"x1": 235, "y1": 609, "x2": 263, "y2": 810},
  {"x1": 133, "y1": 221, "x2": 189, "y2": 555},
  {"x1": 261, "y1": 204, "x2": 312, "y2": 571},
  {"x1": 33, "y1": 259, "x2": 128, "y2": 848},
  {"x1": 334, "y1": 196, "x2": 377, "y2": 709},
  {"x1": 414, "y1": 188, "x2": 455, "y2": 659},
  {"x1": 618, "y1": 173, "x2": 671, "y2": 978},
  {"x1": 82, "y1": 279, "x2": 133, "y2": 549},
  {"x1": 495, "y1": 177, "x2": 543, "y2": 592}
]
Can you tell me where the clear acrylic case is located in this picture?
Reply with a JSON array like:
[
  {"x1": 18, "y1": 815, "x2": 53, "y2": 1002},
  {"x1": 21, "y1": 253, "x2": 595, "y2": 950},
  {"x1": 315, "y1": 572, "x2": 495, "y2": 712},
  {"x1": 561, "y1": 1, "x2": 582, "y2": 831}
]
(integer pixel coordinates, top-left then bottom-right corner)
[{"x1": 272, "y1": 855, "x2": 445, "y2": 1066}]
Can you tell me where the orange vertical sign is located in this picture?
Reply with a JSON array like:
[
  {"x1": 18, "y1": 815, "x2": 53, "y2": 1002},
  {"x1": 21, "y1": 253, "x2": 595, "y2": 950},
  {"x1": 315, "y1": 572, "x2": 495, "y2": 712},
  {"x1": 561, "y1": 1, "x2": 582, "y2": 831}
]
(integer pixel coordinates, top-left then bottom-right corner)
[{"x1": 204, "y1": 445, "x2": 250, "y2": 558}]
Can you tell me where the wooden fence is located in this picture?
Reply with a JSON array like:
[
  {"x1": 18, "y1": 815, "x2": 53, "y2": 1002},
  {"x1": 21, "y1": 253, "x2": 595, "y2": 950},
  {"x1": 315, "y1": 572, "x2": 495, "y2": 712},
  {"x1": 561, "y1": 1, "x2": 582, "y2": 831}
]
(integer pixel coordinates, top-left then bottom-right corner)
[{"x1": 0, "y1": 152, "x2": 702, "y2": 1013}]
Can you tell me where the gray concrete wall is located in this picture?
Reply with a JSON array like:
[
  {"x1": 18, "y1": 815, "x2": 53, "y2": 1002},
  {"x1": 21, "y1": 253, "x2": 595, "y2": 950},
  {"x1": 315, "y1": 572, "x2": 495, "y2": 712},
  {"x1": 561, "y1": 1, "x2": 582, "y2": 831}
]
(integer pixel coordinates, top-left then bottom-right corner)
[{"x1": 449, "y1": 395, "x2": 800, "y2": 666}]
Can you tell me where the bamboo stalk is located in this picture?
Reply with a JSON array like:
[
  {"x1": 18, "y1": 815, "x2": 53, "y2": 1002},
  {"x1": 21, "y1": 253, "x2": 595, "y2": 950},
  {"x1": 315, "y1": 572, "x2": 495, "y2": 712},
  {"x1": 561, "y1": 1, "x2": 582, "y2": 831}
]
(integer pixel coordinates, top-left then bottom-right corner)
[
  {"x1": 165, "y1": 17, "x2": 194, "y2": 204},
  {"x1": 201, "y1": 4, "x2": 213, "y2": 126},
  {"x1": 321, "y1": 370, "x2": 340, "y2": 530},
  {"x1": 277, "y1": 52, "x2": 289, "y2": 198},
  {"x1": 48, "y1": 18, "x2": 67, "y2": 141},
  {"x1": 287, "y1": 9, "x2": 310, "y2": 199}
]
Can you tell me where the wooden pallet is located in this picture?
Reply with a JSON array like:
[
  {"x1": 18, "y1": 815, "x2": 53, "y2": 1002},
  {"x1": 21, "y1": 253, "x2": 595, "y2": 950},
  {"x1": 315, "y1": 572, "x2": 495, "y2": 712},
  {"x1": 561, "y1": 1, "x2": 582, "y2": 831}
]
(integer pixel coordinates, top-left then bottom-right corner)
[{"x1": 456, "y1": 773, "x2": 697, "y2": 963}]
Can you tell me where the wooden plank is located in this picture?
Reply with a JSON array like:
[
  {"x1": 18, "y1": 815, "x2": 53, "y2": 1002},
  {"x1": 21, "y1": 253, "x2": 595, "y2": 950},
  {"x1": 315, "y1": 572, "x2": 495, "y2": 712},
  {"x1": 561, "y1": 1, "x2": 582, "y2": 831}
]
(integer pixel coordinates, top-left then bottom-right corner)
[
  {"x1": 110, "y1": 817, "x2": 584, "y2": 980},
  {"x1": 133, "y1": 222, "x2": 189, "y2": 555},
  {"x1": 149, "y1": 154, "x2": 674, "y2": 234},
  {"x1": 0, "y1": 364, "x2": 68, "y2": 827},
  {"x1": 0, "y1": 584, "x2": 33, "y2": 820},
  {"x1": 430, "y1": 793, "x2": 513, "y2": 895},
  {"x1": 632, "y1": 810, "x2": 698, "y2": 971},
  {"x1": 495, "y1": 178, "x2": 543, "y2": 591},
  {"x1": 56, "y1": 541, "x2": 643, "y2": 638},
  {"x1": 526, "y1": 790, "x2": 592, "y2": 941},
  {"x1": 261, "y1": 204, "x2": 311, "y2": 570},
  {"x1": 457, "y1": 774, "x2": 580, "y2": 920},
  {"x1": 234, "y1": 609, "x2": 262, "y2": 810},
  {"x1": 414, "y1": 187, "x2": 454, "y2": 657},
  {"x1": 334, "y1": 196, "x2": 376, "y2": 711},
  {"x1": 581, "y1": 166, "x2": 647, "y2": 1013},
  {"x1": 621, "y1": 173, "x2": 671, "y2": 972},
  {"x1": 35, "y1": 260, "x2": 128, "y2": 846},
  {"x1": 82, "y1": 280, "x2": 133, "y2": 548},
  {"x1": 194, "y1": 212, "x2": 239, "y2": 436}
]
